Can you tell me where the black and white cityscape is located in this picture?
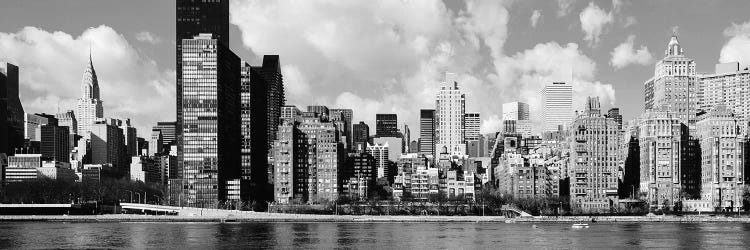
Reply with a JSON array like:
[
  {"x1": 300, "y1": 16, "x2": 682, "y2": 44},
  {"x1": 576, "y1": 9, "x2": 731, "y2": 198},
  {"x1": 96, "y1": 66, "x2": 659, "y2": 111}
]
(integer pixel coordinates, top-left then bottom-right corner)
[{"x1": 3, "y1": 0, "x2": 750, "y2": 248}]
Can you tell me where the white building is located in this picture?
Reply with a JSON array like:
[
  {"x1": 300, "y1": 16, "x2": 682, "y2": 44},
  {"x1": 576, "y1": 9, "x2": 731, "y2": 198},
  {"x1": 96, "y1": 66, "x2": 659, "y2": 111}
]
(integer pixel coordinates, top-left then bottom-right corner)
[
  {"x1": 435, "y1": 72, "x2": 466, "y2": 156},
  {"x1": 543, "y1": 82, "x2": 573, "y2": 132},
  {"x1": 698, "y1": 62, "x2": 750, "y2": 122},
  {"x1": 644, "y1": 34, "x2": 697, "y2": 127},
  {"x1": 75, "y1": 53, "x2": 104, "y2": 138}
]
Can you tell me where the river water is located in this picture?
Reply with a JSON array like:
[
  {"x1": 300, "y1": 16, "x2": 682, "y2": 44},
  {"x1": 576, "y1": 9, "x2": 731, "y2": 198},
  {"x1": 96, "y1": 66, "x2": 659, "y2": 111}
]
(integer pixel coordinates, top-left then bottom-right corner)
[{"x1": 1, "y1": 222, "x2": 750, "y2": 249}]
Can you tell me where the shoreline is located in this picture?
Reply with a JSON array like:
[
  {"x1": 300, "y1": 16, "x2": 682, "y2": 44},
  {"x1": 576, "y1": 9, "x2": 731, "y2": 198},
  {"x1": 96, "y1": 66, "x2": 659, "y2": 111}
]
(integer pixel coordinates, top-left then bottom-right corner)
[{"x1": 2, "y1": 214, "x2": 750, "y2": 223}]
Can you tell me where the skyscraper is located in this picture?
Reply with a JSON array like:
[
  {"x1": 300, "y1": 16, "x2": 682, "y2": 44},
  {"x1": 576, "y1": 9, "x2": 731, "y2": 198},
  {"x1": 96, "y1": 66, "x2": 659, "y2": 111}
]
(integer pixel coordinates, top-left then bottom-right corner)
[
  {"x1": 179, "y1": 33, "x2": 241, "y2": 207},
  {"x1": 435, "y1": 72, "x2": 466, "y2": 156},
  {"x1": 176, "y1": 0, "x2": 230, "y2": 182},
  {"x1": 568, "y1": 97, "x2": 622, "y2": 213},
  {"x1": 543, "y1": 82, "x2": 573, "y2": 133},
  {"x1": 464, "y1": 112, "x2": 480, "y2": 142},
  {"x1": 75, "y1": 53, "x2": 104, "y2": 138},
  {"x1": 644, "y1": 34, "x2": 697, "y2": 126},
  {"x1": 0, "y1": 62, "x2": 24, "y2": 156},
  {"x1": 248, "y1": 55, "x2": 285, "y2": 192},
  {"x1": 695, "y1": 105, "x2": 745, "y2": 212},
  {"x1": 375, "y1": 114, "x2": 398, "y2": 137},
  {"x1": 352, "y1": 121, "x2": 369, "y2": 152},
  {"x1": 638, "y1": 106, "x2": 684, "y2": 209},
  {"x1": 120, "y1": 119, "x2": 137, "y2": 158},
  {"x1": 419, "y1": 109, "x2": 435, "y2": 157}
]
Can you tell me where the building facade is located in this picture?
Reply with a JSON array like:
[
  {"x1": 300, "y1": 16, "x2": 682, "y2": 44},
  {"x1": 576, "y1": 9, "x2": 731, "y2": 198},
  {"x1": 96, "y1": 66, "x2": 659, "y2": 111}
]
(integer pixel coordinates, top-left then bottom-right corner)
[
  {"x1": 543, "y1": 82, "x2": 573, "y2": 133},
  {"x1": 419, "y1": 109, "x2": 436, "y2": 157},
  {"x1": 568, "y1": 97, "x2": 622, "y2": 213},
  {"x1": 644, "y1": 34, "x2": 697, "y2": 126},
  {"x1": 179, "y1": 33, "x2": 241, "y2": 207},
  {"x1": 1, "y1": 62, "x2": 25, "y2": 156},
  {"x1": 435, "y1": 72, "x2": 466, "y2": 156},
  {"x1": 375, "y1": 114, "x2": 399, "y2": 137},
  {"x1": 75, "y1": 54, "x2": 104, "y2": 138}
]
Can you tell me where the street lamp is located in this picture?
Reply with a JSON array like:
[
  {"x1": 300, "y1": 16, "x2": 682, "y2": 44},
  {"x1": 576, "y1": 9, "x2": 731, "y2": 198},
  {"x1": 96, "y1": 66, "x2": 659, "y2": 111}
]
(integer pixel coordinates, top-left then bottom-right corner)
[
  {"x1": 126, "y1": 190, "x2": 134, "y2": 203},
  {"x1": 136, "y1": 192, "x2": 142, "y2": 204}
]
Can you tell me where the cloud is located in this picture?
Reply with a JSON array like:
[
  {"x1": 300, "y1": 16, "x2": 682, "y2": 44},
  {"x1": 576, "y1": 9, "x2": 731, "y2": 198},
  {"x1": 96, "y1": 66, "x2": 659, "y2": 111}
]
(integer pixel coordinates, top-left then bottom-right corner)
[
  {"x1": 556, "y1": 0, "x2": 575, "y2": 17},
  {"x1": 579, "y1": 2, "x2": 613, "y2": 46},
  {"x1": 720, "y1": 20, "x2": 750, "y2": 69},
  {"x1": 530, "y1": 10, "x2": 542, "y2": 28},
  {"x1": 0, "y1": 25, "x2": 174, "y2": 136},
  {"x1": 230, "y1": 0, "x2": 615, "y2": 135},
  {"x1": 134, "y1": 31, "x2": 161, "y2": 44},
  {"x1": 623, "y1": 16, "x2": 637, "y2": 27},
  {"x1": 491, "y1": 42, "x2": 616, "y2": 133},
  {"x1": 609, "y1": 35, "x2": 653, "y2": 69}
]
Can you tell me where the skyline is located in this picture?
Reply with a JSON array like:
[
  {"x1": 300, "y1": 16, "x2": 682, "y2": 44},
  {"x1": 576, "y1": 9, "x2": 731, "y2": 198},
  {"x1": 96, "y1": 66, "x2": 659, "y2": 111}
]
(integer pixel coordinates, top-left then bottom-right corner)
[{"x1": 2, "y1": 0, "x2": 750, "y2": 137}]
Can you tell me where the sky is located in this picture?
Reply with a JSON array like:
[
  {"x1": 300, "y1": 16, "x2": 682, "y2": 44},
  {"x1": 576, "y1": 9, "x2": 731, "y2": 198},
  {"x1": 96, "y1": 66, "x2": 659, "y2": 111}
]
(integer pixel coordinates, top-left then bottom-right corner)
[{"x1": 2, "y1": 0, "x2": 750, "y2": 138}]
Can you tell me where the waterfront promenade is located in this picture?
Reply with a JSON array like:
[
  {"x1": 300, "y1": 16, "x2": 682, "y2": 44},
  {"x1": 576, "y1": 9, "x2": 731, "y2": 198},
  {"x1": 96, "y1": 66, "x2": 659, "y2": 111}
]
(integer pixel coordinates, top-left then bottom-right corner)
[{"x1": 2, "y1": 213, "x2": 750, "y2": 223}]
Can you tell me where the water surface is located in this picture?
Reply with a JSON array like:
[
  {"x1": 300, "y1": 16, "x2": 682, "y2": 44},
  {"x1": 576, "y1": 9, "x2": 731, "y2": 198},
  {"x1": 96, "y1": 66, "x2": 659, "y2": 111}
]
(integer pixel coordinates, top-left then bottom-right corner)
[{"x1": 1, "y1": 222, "x2": 749, "y2": 249}]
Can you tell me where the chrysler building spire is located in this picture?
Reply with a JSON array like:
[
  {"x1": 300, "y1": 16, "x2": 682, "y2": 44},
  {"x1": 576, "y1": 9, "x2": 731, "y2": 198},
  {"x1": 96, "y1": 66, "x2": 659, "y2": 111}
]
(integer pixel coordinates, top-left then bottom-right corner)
[{"x1": 76, "y1": 49, "x2": 104, "y2": 137}]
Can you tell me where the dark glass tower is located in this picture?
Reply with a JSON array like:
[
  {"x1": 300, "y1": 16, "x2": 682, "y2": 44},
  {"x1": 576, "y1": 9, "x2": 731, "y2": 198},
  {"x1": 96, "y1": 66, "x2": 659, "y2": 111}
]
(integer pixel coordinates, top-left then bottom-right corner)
[
  {"x1": 180, "y1": 34, "x2": 241, "y2": 207},
  {"x1": 352, "y1": 121, "x2": 369, "y2": 152},
  {"x1": 0, "y1": 62, "x2": 24, "y2": 156},
  {"x1": 419, "y1": 109, "x2": 435, "y2": 157},
  {"x1": 247, "y1": 55, "x2": 285, "y2": 200},
  {"x1": 176, "y1": 0, "x2": 229, "y2": 179},
  {"x1": 375, "y1": 114, "x2": 398, "y2": 137}
]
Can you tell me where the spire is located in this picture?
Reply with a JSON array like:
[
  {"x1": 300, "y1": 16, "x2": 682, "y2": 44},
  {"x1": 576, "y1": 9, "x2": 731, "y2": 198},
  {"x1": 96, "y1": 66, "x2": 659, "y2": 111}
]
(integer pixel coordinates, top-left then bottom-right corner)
[
  {"x1": 81, "y1": 48, "x2": 100, "y2": 100},
  {"x1": 665, "y1": 33, "x2": 683, "y2": 57}
]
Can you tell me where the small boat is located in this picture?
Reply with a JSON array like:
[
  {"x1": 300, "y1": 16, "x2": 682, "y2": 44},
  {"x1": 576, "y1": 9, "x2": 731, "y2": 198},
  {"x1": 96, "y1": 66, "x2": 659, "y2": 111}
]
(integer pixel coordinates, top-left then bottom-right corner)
[{"x1": 571, "y1": 223, "x2": 589, "y2": 229}]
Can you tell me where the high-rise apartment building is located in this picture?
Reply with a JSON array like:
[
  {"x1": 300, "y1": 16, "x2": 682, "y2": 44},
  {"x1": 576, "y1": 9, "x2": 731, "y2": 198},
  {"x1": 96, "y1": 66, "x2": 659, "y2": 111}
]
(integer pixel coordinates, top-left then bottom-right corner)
[
  {"x1": 375, "y1": 114, "x2": 399, "y2": 137},
  {"x1": 75, "y1": 54, "x2": 104, "y2": 138},
  {"x1": 435, "y1": 72, "x2": 466, "y2": 156},
  {"x1": 543, "y1": 82, "x2": 573, "y2": 133},
  {"x1": 568, "y1": 97, "x2": 622, "y2": 213},
  {"x1": 179, "y1": 33, "x2": 241, "y2": 207},
  {"x1": 644, "y1": 34, "x2": 697, "y2": 126},
  {"x1": 698, "y1": 62, "x2": 750, "y2": 121},
  {"x1": 1, "y1": 62, "x2": 25, "y2": 156},
  {"x1": 695, "y1": 105, "x2": 745, "y2": 212},
  {"x1": 638, "y1": 106, "x2": 684, "y2": 209},
  {"x1": 419, "y1": 109, "x2": 435, "y2": 157},
  {"x1": 464, "y1": 112, "x2": 480, "y2": 142}
]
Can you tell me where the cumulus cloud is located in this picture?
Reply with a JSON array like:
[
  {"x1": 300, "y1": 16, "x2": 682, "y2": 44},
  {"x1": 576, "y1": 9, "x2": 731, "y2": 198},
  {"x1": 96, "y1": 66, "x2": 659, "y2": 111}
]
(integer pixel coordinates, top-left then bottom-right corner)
[
  {"x1": 530, "y1": 10, "x2": 542, "y2": 28},
  {"x1": 609, "y1": 35, "x2": 653, "y2": 69},
  {"x1": 720, "y1": 20, "x2": 750, "y2": 69},
  {"x1": 491, "y1": 42, "x2": 615, "y2": 133},
  {"x1": 623, "y1": 16, "x2": 637, "y2": 27},
  {"x1": 230, "y1": 0, "x2": 615, "y2": 135},
  {"x1": 579, "y1": 2, "x2": 613, "y2": 46},
  {"x1": 134, "y1": 31, "x2": 161, "y2": 44},
  {"x1": 0, "y1": 25, "x2": 174, "y2": 136}
]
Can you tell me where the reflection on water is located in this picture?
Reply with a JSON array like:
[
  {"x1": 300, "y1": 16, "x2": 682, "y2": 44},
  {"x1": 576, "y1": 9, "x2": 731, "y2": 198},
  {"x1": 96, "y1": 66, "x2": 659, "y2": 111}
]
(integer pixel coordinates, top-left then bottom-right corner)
[{"x1": 1, "y1": 222, "x2": 750, "y2": 248}]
